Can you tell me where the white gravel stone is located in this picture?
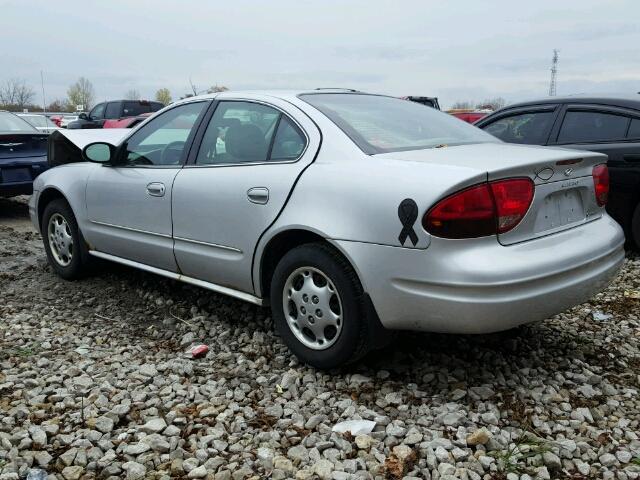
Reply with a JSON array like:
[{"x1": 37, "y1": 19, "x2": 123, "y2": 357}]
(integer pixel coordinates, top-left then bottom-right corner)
[{"x1": 1, "y1": 202, "x2": 639, "y2": 480}]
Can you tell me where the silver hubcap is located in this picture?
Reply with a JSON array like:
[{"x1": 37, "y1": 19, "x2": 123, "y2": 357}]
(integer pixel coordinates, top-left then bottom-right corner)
[
  {"x1": 48, "y1": 213, "x2": 73, "y2": 266},
  {"x1": 283, "y1": 266, "x2": 343, "y2": 350}
]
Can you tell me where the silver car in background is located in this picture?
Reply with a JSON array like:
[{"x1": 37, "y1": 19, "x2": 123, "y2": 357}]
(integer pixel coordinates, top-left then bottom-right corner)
[
  {"x1": 17, "y1": 113, "x2": 60, "y2": 133},
  {"x1": 30, "y1": 90, "x2": 625, "y2": 368}
]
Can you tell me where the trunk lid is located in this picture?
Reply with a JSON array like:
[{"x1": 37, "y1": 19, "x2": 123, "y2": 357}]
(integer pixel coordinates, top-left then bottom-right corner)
[
  {"x1": 0, "y1": 133, "x2": 48, "y2": 160},
  {"x1": 374, "y1": 143, "x2": 607, "y2": 245}
]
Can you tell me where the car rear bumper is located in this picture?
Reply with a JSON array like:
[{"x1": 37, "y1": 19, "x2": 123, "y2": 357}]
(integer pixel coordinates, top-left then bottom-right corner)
[{"x1": 334, "y1": 215, "x2": 625, "y2": 334}]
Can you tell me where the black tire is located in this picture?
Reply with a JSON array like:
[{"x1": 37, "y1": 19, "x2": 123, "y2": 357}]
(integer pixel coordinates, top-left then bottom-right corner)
[
  {"x1": 270, "y1": 242, "x2": 370, "y2": 369},
  {"x1": 632, "y1": 203, "x2": 640, "y2": 251},
  {"x1": 41, "y1": 199, "x2": 91, "y2": 280}
]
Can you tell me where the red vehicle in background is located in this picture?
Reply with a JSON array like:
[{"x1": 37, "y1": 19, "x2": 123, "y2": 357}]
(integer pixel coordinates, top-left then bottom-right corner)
[
  {"x1": 448, "y1": 109, "x2": 491, "y2": 124},
  {"x1": 103, "y1": 112, "x2": 154, "y2": 129}
]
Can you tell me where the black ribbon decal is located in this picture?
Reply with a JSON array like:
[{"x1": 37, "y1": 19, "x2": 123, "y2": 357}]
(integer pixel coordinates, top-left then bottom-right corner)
[{"x1": 397, "y1": 198, "x2": 419, "y2": 246}]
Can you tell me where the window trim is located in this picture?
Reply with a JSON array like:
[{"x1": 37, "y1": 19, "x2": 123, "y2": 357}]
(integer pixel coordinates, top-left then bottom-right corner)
[
  {"x1": 550, "y1": 105, "x2": 634, "y2": 146},
  {"x1": 111, "y1": 100, "x2": 211, "y2": 169},
  {"x1": 185, "y1": 99, "x2": 309, "y2": 168}
]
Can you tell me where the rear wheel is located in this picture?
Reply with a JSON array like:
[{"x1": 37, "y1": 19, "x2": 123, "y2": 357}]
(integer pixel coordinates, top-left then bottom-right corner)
[
  {"x1": 41, "y1": 199, "x2": 91, "y2": 279},
  {"x1": 270, "y1": 243, "x2": 370, "y2": 369}
]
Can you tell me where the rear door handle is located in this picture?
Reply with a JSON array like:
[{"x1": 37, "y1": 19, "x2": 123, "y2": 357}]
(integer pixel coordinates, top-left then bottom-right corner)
[
  {"x1": 623, "y1": 154, "x2": 640, "y2": 163},
  {"x1": 247, "y1": 187, "x2": 269, "y2": 204},
  {"x1": 146, "y1": 182, "x2": 166, "y2": 197}
]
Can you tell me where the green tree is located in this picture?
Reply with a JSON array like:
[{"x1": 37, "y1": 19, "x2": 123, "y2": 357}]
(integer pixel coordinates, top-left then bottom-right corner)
[
  {"x1": 155, "y1": 88, "x2": 172, "y2": 105},
  {"x1": 67, "y1": 77, "x2": 95, "y2": 111}
]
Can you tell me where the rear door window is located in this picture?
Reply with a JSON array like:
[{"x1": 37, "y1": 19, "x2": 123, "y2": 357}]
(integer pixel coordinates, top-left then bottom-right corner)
[
  {"x1": 557, "y1": 110, "x2": 630, "y2": 144},
  {"x1": 195, "y1": 101, "x2": 288, "y2": 165},
  {"x1": 104, "y1": 102, "x2": 121, "y2": 119},
  {"x1": 482, "y1": 111, "x2": 555, "y2": 145}
]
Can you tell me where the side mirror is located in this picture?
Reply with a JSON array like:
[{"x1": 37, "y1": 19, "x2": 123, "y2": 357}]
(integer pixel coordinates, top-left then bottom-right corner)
[
  {"x1": 83, "y1": 142, "x2": 115, "y2": 164},
  {"x1": 78, "y1": 113, "x2": 89, "y2": 120}
]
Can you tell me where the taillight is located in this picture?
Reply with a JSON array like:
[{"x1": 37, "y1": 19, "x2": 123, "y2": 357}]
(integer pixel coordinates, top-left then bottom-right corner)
[
  {"x1": 592, "y1": 164, "x2": 609, "y2": 207},
  {"x1": 490, "y1": 179, "x2": 535, "y2": 233},
  {"x1": 423, "y1": 178, "x2": 534, "y2": 239}
]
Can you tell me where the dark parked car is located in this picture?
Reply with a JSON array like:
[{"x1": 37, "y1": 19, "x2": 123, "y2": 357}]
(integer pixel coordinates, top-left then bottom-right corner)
[
  {"x1": 0, "y1": 111, "x2": 48, "y2": 197},
  {"x1": 67, "y1": 99, "x2": 163, "y2": 129},
  {"x1": 402, "y1": 96, "x2": 440, "y2": 109},
  {"x1": 476, "y1": 95, "x2": 640, "y2": 248}
]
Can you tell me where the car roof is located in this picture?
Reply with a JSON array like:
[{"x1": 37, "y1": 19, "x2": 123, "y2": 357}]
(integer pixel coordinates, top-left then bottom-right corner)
[
  {"x1": 500, "y1": 93, "x2": 640, "y2": 111},
  {"x1": 169, "y1": 89, "x2": 395, "y2": 109}
]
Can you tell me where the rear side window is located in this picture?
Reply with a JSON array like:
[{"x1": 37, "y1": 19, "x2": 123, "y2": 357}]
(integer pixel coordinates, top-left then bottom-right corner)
[
  {"x1": 105, "y1": 102, "x2": 120, "y2": 119},
  {"x1": 557, "y1": 111, "x2": 629, "y2": 143},
  {"x1": 270, "y1": 117, "x2": 306, "y2": 160},
  {"x1": 628, "y1": 118, "x2": 640, "y2": 139},
  {"x1": 483, "y1": 112, "x2": 554, "y2": 145}
]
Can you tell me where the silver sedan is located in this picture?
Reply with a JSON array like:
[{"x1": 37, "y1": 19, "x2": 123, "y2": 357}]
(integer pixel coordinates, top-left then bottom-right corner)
[{"x1": 30, "y1": 90, "x2": 625, "y2": 368}]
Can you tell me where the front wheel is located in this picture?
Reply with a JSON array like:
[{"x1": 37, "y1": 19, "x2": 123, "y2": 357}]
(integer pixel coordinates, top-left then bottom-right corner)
[
  {"x1": 41, "y1": 199, "x2": 91, "y2": 279},
  {"x1": 270, "y1": 243, "x2": 370, "y2": 369}
]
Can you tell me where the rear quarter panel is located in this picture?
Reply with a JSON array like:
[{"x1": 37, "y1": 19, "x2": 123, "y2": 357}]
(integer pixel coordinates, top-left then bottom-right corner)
[{"x1": 252, "y1": 153, "x2": 487, "y2": 295}]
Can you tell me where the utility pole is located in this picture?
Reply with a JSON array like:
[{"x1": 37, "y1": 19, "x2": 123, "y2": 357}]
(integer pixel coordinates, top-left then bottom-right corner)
[
  {"x1": 40, "y1": 71, "x2": 47, "y2": 114},
  {"x1": 549, "y1": 49, "x2": 559, "y2": 96}
]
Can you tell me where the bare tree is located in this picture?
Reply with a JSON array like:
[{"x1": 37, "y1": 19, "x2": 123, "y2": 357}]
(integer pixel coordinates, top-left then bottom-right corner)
[
  {"x1": 0, "y1": 78, "x2": 35, "y2": 108},
  {"x1": 47, "y1": 98, "x2": 71, "y2": 112},
  {"x1": 125, "y1": 89, "x2": 141, "y2": 100},
  {"x1": 155, "y1": 88, "x2": 172, "y2": 105},
  {"x1": 67, "y1": 77, "x2": 95, "y2": 110},
  {"x1": 450, "y1": 100, "x2": 474, "y2": 110},
  {"x1": 207, "y1": 84, "x2": 229, "y2": 93}
]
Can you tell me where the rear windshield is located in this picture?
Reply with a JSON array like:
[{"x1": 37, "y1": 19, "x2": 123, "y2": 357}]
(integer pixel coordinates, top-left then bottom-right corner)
[
  {"x1": 122, "y1": 101, "x2": 163, "y2": 117},
  {"x1": 301, "y1": 93, "x2": 497, "y2": 154},
  {"x1": 20, "y1": 115, "x2": 56, "y2": 128},
  {"x1": 0, "y1": 112, "x2": 38, "y2": 133}
]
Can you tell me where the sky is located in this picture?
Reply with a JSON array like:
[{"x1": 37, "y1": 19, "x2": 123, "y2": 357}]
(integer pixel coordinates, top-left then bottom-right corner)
[{"x1": 1, "y1": 0, "x2": 639, "y2": 109}]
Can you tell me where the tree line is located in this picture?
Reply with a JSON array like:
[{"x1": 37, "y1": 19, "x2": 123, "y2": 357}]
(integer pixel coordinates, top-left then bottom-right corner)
[
  {"x1": 450, "y1": 97, "x2": 507, "y2": 111},
  {"x1": 0, "y1": 77, "x2": 227, "y2": 113}
]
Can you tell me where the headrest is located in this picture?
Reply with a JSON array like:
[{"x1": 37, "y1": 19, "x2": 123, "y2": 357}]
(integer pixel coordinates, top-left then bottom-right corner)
[{"x1": 225, "y1": 124, "x2": 267, "y2": 162}]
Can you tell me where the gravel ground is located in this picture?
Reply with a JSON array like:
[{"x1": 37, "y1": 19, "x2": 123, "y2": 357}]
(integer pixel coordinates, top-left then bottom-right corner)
[{"x1": 1, "y1": 195, "x2": 640, "y2": 480}]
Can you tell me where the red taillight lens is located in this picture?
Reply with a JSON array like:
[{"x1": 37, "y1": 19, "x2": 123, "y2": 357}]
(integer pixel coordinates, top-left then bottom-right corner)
[
  {"x1": 489, "y1": 178, "x2": 534, "y2": 233},
  {"x1": 592, "y1": 164, "x2": 609, "y2": 207},
  {"x1": 423, "y1": 178, "x2": 534, "y2": 239}
]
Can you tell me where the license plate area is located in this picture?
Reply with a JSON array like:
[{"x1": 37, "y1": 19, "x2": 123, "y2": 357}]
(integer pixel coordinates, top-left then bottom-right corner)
[
  {"x1": 537, "y1": 189, "x2": 585, "y2": 231},
  {"x1": 498, "y1": 176, "x2": 597, "y2": 246},
  {"x1": 1, "y1": 168, "x2": 31, "y2": 183}
]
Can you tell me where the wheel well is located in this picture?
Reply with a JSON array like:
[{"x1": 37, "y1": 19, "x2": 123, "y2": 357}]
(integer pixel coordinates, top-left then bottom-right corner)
[
  {"x1": 37, "y1": 188, "x2": 67, "y2": 229},
  {"x1": 259, "y1": 229, "x2": 329, "y2": 298}
]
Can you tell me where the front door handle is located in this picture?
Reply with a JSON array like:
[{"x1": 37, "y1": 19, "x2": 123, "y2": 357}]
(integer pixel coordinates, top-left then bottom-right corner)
[
  {"x1": 247, "y1": 187, "x2": 269, "y2": 204},
  {"x1": 146, "y1": 182, "x2": 166, "y2": 197}
]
